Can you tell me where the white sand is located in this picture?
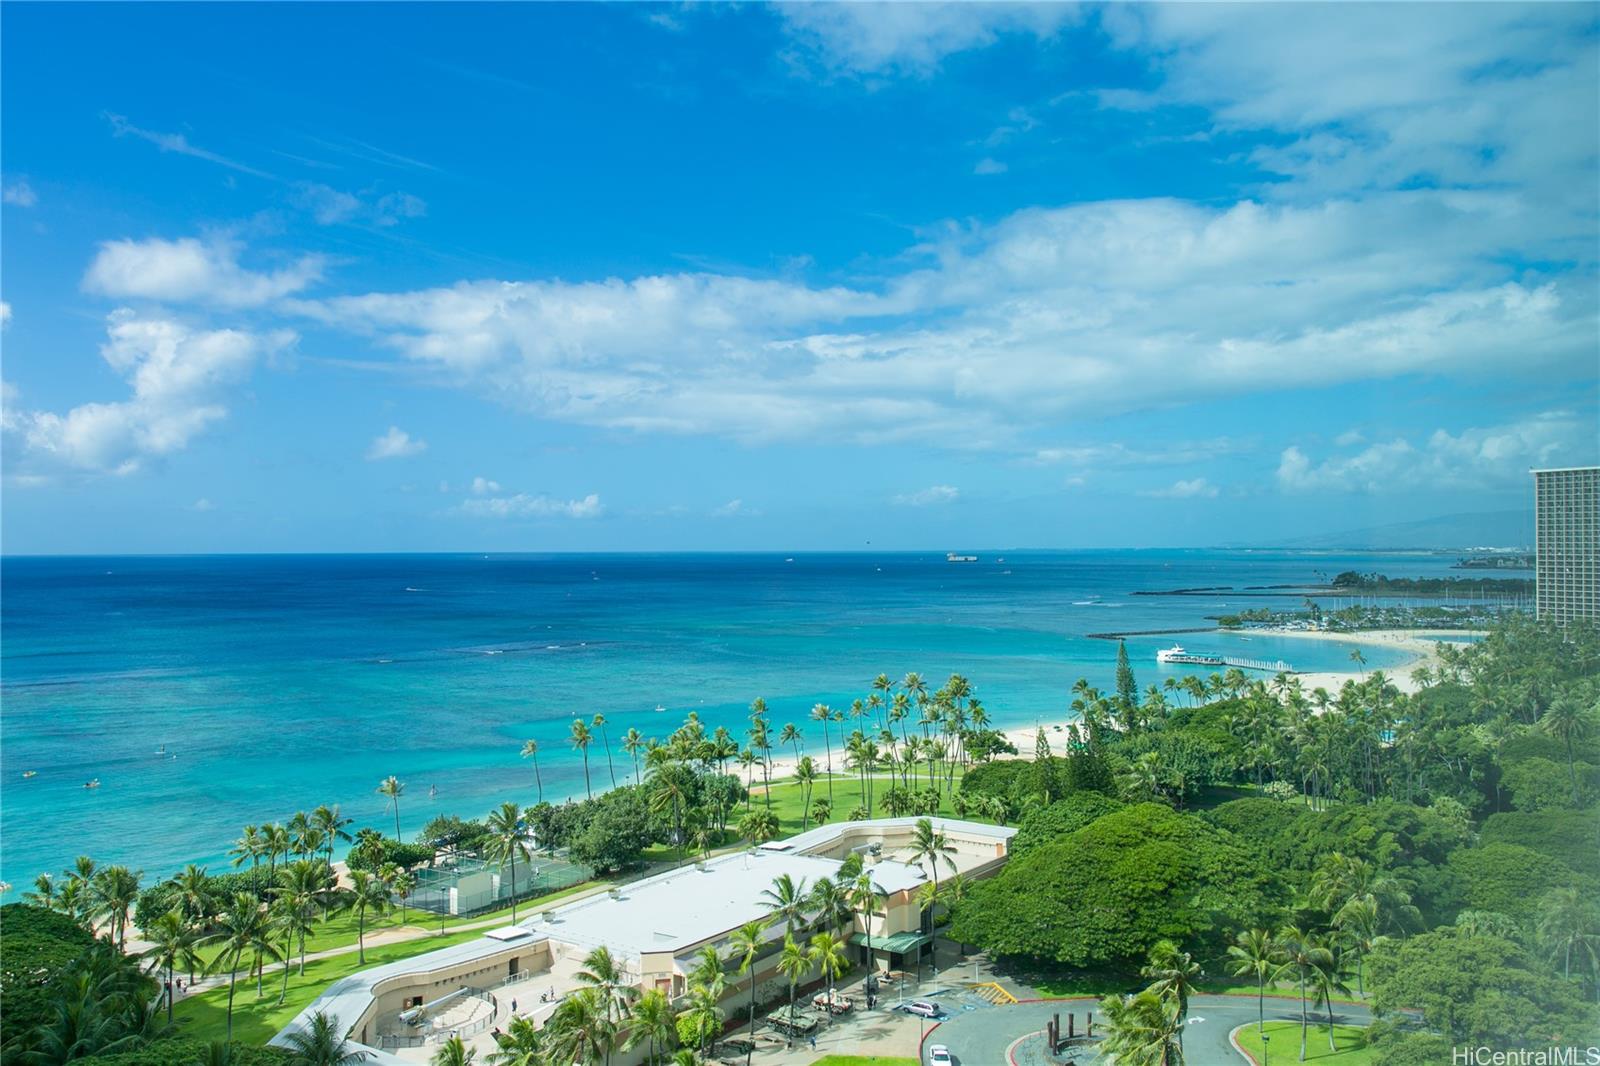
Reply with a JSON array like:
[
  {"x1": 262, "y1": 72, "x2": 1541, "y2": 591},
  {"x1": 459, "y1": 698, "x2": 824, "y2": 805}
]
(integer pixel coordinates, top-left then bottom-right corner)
[{"x1": 1250, "y1": 627, "x2": 1485, "y2": 696}]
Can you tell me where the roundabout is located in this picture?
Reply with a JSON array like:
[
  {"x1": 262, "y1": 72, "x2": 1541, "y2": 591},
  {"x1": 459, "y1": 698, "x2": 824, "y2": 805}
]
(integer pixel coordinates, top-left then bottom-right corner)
[{"x1": 922, "y1": 994, "x2": 1373, "y2": 1066}]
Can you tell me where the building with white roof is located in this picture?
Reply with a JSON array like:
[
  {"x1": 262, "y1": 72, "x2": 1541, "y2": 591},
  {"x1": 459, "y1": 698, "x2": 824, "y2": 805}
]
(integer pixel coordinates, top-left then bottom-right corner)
[{"x1": 272, "y1": 817, "x2": 1015, "y2": 1064}]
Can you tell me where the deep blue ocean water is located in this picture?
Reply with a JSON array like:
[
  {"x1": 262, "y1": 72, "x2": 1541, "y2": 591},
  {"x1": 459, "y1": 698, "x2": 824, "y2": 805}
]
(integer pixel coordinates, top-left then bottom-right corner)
[{"x1": 0, "y1": 550, "x2": 1454, "y2": 886}]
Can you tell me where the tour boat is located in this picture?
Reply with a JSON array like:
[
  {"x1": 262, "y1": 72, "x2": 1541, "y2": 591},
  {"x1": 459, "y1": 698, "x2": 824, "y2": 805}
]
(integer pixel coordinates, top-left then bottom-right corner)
[
  {"x1": 946, "y1": 553, "x2": 978, "y2": 563},
  {"x1": 1156, "y1": 644, "x2": 1225, "y2": 666}
]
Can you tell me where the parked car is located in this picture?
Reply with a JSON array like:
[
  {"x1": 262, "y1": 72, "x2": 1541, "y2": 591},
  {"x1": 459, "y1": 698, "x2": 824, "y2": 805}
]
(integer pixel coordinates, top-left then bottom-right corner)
[
  {"x1": 767, "y1": 1012, "x2": 820, "y2": 1037},
  {"x1": 905, "y1": 1000, "x2": 943, "y2": 1019},
  {"x1": 927, "y1": 1045, "x2": 954, "y2": 1065}
]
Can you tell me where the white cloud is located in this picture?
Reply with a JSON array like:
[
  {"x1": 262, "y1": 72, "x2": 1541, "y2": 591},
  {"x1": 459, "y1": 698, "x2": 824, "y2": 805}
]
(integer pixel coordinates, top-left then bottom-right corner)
[
  {"x1": 292, "y1": 183, "x2": 427, "y2": 227},
  {"x1": 470, "y1": 476, "x2": 501, "y2": 495},
  {"x1": 778, "y1": 3, "x2": 1079, "y2": 76},
  {"x1": 0, "y1": 301, "x2": 11, "y2": 327},
  {"x1": 1277, "y1": 411, "x2": 1593, "y2": 493},
  {"x1": 190, "y1": 498, "x2": 215, "y2": 511},
  {"x1": 84, "y1": 236, "x2": 324, "y2": 309},
  {"x1": 459, "y1": 492, "x2": 602, "y2": 519},
  {"x1": 6, "y1": 311, "x2": 294, "y2": 473},
  {"x1": 891, "y1": 484, "x2": 960, "y2": 506},
  {"x1": 366, "y1": 425, "x2": 427, "y2": 460},
  {"x1": 711, "y1": 498, "x2": 746, "y2": 517},
  {"x1": 3, "y1": 180, "x2": 37, "y2": 207},
  {"x1": 973, "y1": 157, "x2": 1008, "y2": 176},
  {"x1": 1143, "y1": 477, "x2": 1219, "y2": 499}
]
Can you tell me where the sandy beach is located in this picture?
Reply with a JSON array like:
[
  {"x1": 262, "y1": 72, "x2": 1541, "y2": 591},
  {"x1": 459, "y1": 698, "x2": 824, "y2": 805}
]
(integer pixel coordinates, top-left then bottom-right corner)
[{"x1": 1252, "y1": 626, "x2": 1485, "y2": 696}]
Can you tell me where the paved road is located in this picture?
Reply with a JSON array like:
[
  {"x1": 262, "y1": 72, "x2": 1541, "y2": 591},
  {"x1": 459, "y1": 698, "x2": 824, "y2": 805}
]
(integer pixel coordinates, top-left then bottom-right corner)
[{"x1": 922, "y1": 993, "x2": 1373, "y2": 1066}]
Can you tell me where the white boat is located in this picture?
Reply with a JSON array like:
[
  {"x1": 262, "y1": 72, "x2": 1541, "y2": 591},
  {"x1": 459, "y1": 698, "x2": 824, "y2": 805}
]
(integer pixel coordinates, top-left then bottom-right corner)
[
  {"x1": 946, "y1": 553, "x2": 978, "y2": 563},
  {"x1": 654, "y1": 704, "x2": 667, "y2": 713},
  {"x1": 1156, "y1": 644, "x2": 1225, "y2": 666}
]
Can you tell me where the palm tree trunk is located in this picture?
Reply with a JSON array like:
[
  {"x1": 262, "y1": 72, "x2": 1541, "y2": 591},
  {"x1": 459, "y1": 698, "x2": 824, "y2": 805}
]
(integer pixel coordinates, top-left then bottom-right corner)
[
  {"x1": 167, "y1": 962, "x2": 175, "y2": 1024},
  {"x1": 583, "y1": 750, "x2": 592, "y2": 799},
  {"x1": 1299, "y1": 975, "x2": 1308, "y2": 1061},
  {"x1": 393, "y1": 799, "x2": 401, "y2": 841},
  {"x1": 279, "y1": 936, "x2": 292, "y2": 1004},
  {"x1": 358, "y1": 908, "x2": 366, "y2": 964},
  {"x1": 226, "y1": 959, "x2": 239, "y2": 1042}
]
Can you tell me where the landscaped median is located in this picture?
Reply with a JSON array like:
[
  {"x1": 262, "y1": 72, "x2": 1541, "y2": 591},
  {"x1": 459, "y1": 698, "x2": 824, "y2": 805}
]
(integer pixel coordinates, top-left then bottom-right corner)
[{"x1": 1232, "y1": 1021, "x2": 1374, "y2": 1065}]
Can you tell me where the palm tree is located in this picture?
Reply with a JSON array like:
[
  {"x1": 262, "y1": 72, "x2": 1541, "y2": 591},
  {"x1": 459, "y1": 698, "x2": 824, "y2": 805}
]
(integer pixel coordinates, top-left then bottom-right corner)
[
  {"x1": 543, "y1": 987, "x2": 615, "y2": 1066},
  {"x1": 847, "y1": 870, "x2": 884, "y2": 981},
  {"x1": 624, "y1": 987, "x2": 676, "y2": 1066},
  {"x1": 141, "y1": 910, "x2": 201, "y2": 1023},
  {"x1": 170, "y1": 863, "x2": 213, "y2": 925},
  {"x1": 731, "y1": 920, "x2": 769, "y2": 1066},
  {"x1": 345, "y1": 869, "x2": 391, "y2": 964},
  {"x1": 275, "y1": 860, "x2": 336, "y2": 976},
  {"x1": 679, "y1": 979, "x2": 725, "y2": 1060},
  {"x1": 229, "y1": 825, "x2": 264, "y2": 871},
  {"x1": 271, "y1": 892, "x2": 316, "y2": 1004},
  {"x1": 1538, "y1": 885, "x2": 1599, "y2": 980},
  {"x1": 811, "y1": 797, "x2": 833, "y2": 825},
  {"x1": 570, "y1": 719, "x2": 595, "y2": 799},
  {"x1": 1332, "y1": 897, "x2": 1379, "y2": 996},
  {"x1": 775, "y1": 935, "x2": 809, "y2": 1045},
  {"x1": 1099, "y1": 988, "x2": 1182, "y2": 1065},
  {"x1": 310, "y1": 805, "x2": 353, "y2": 870},
  {"x1": 907, "y1": 818, "x2": 956, "y2": 952},
  {"x1": 623, "y1": 728, "x2": 647, "y2": 786},
  {"x1": 519, "y1": 739, "x2": 544, "y2": 803},
  {"x1": 484, "y1": 802, "x2": 532, "y2": 922},
  {"x1": 779, "y1": 722, "x2": 803, "y2": 765},
  {"x1": 1277, "y1": 925, "x2": 1333, "y2": 1061},
  {"x1": 388, "y1": 868, "x2": 416, "y2": 926},
  {"x1": 593, "y1": 713, "x2": 617, "y2": 789},
  {"x1": 737, "y1": 808, "x2": 778, "y2": 845},
  {"x1": 793, "y1": 756, "x2": 818, "y2": 830},
  {"x1": 90, "y1": 865, "x2": 142, "y2": 951},
  {"x1": 1141, "y1": 939, "x2": 1201, "y2": 1058},
  {"x1": 377, "y1": 777, "x2": 405, "y2": 840},
  {"x1": 1540, "y1": 696, "x2": 1596, "y2": 806},
  {"x1": 1227, "y1": 928, "x2": 1283, "y2": 1036},
  {"x1": 576, "y1": 946, "x2": 635, "y2": 1031},
  {"x1": 204, "y1": 893, "x2": 280, "y2": 1043},
  {"x1": 431, "y1": 1035, "x2": 475, "y2": 1066},
  {"x1": 1309, "y1": 951, "x2": 1351, "y2": 1054},
  {"x1": 808, "y1": 930, "x2": 848, "y2": 1003},
  {"x1": 760, "y1": 873, "x2": 811, "y2": 936},
  {"x1": 810, "y1": 703, "x2": 836, "y2": 806},
  {"x1": 281, "y1": 1010, "x2": 370, "y2": 1066}
]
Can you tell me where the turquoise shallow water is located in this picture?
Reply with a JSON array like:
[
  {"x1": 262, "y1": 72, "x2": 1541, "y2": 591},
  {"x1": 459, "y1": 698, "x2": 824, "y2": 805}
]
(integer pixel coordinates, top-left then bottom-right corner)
[{"x1": 0, "y1": 550, "x2": 1441, "y2": 886}]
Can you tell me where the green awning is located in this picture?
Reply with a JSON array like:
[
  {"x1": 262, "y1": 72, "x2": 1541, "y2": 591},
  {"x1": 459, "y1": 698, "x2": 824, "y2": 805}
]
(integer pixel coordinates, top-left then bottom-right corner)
[{"x1": 851, "y1": 931, "x2": 931, "y2": 954}]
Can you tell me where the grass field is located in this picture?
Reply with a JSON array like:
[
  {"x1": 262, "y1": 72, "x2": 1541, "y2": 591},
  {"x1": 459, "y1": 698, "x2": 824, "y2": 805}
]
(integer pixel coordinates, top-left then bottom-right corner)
[
  {"x1": 181, "y1": 880, "x2": 601, "y2": 970},
  {"x1": 1235, "y1": 1021, "x2": 1374, "y2": 1065},
  {"x1": 754, "y1": 770, "x2": 979, "y2": 837},
  {"x1": 171, "y1": 882, "x2": 600, "y2": 1044}
]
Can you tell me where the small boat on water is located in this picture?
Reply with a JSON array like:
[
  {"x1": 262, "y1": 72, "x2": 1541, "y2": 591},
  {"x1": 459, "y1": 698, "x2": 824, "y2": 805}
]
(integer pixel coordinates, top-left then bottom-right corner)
[
  {"x1": 946, "y1": 553, "x2": 978, "y2": 563},
  {"x1": 654, "y1": 704, "x2": 667, "y2": 713},
  {"x1": 83, "y1": 778, "x2": 101, "y2": 789},
  {"x1": 22, "y1": 770, "x2": 37, "y2": 779},
  {"x1": 1156, "y1": 644, "x2": 1226, "y2": 667}
]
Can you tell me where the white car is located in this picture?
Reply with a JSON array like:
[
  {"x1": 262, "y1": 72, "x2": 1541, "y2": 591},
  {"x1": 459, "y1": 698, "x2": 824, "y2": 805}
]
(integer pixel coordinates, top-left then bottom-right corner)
[
  {"x1": 927, "y1": 1045, "x2": 953, "y2": 1064},
  {"x1": 906, "y1": 1000, "x2": 942, "y2": 1018}
]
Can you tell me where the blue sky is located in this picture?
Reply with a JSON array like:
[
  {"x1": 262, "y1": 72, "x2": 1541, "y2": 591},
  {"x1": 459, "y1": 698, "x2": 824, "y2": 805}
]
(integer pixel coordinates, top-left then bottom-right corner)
[{"x1": 2, "y1": 2, "x2": 1596, "y2": 553}]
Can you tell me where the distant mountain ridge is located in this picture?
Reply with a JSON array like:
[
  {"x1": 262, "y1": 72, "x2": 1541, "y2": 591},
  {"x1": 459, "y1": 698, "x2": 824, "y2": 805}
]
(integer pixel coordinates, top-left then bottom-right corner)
[{"x1": 1267, "y1": 509, "x2": 1533, "y2": 551}]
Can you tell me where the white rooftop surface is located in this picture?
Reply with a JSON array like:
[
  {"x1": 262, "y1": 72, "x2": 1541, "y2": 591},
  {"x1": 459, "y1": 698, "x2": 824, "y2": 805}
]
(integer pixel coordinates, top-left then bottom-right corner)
[{"x1": 533, "y1": 847, "x2": 924, "y2": 960}]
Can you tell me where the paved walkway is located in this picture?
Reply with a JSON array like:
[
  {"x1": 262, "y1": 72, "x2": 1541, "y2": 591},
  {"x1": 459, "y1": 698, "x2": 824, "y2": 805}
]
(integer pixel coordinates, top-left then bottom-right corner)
[{"x1": 927, "y1": 994, "x2": 1374, "y2": 1066}]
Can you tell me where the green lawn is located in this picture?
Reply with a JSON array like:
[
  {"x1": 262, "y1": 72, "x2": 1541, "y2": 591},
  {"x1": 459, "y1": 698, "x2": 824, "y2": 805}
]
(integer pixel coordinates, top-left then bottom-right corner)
[
  {"x1": 172, "y1": 925, "x2": 489, "y2": 1044},
  {"x1": 170, "y1": 881, "x2": 601, "y2": 1044},
  {"x1": 182, "y1": 880, "x2": 601, "y2": 970},
  {"x1": 1235, "y1": 1021, "x2": 1374, "y2": 1065},
  {"x1": 754, "y1": 770, "x2": 981, "y2": 838}
]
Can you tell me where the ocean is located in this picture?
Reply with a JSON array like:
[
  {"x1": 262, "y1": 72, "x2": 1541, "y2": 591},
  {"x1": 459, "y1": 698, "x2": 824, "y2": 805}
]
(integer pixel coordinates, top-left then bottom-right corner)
[{"x1": 0, "y1": 550, "x2": 1459, "y2": 887}]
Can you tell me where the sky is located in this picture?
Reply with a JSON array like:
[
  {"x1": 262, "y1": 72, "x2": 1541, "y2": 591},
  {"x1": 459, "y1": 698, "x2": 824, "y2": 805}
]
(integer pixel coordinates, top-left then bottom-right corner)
[{"x1": 1, "y1": 2, "x2": 1596, "y2": 553}]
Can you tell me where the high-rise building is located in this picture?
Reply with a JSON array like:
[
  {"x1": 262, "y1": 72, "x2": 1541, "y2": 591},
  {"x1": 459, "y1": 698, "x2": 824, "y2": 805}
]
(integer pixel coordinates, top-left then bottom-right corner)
[{"x1": 1532, "y1": 466, "x2": 1599, "y2": 624}]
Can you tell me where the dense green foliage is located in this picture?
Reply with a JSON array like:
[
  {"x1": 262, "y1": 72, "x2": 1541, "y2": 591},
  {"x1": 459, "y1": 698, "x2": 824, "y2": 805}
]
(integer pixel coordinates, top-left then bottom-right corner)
[
  {"x1": 949, "y1": 617, "x2": 1600, "y2": 1060},
  {"x1": 1010, "y1": 792, "x2": 1124, "y2": 856},
  {"x1": 1, "y1": 903, "x2": 104, "y2": 1048},
  {"x1": 952, "y1": 802, "x2": 1277, "y2": 966},
  {"x1": 78, "y1": 1040, "x2": 290, "y2": 1065},
  {"x1": 1368, "y1": 928, "x2": 1593, "y2": 1045}
]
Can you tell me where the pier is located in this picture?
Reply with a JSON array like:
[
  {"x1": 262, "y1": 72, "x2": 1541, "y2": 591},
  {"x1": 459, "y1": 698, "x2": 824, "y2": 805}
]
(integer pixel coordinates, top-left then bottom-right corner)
[{"x1": 1217, "y1": 655, "x2": 1295, "y2": 673}]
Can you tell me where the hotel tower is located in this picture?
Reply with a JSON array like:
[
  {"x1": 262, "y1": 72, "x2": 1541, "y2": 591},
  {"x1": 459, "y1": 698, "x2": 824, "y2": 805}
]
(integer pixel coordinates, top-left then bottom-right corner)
[{"x1": 1532, "y1": 466, "x2": 1600, "y2": 624}]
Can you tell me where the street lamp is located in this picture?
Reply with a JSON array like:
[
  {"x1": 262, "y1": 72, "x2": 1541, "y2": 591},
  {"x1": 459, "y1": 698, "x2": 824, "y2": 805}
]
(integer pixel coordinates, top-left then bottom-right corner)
[{"x1": 1262, "y1": 1031, "x2": 1270, "y2": 1066}]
